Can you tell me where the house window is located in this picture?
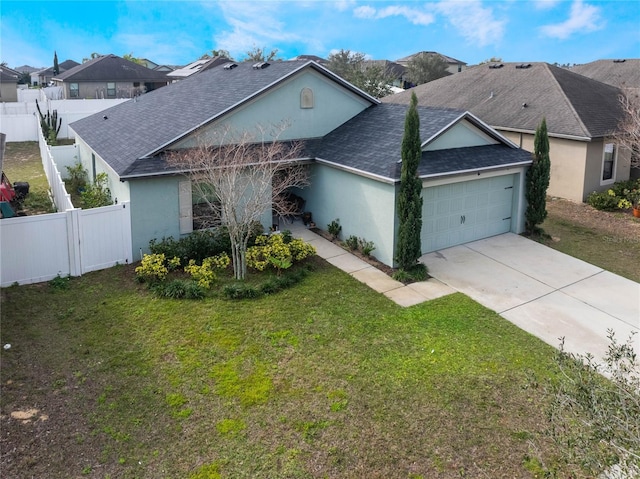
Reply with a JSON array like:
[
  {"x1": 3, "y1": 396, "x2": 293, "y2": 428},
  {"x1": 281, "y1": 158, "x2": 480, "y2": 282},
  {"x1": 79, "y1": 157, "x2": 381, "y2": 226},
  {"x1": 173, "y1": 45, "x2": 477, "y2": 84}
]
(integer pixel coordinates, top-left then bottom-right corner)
[
  {"x1": 91, "y1": 153, "x2": 96, "y2": 181},
  {"x1": 300, "y1": 88, "x2": 314, "y2": 109},
  {"x1": 107, "y1": 82, "x2": 116, "y2": 97},
  {"x1": 70, "y1": 83, "x2": 79, "y2": 98},
  {"x1": 601, "y1": 143, "x2": 616, "y2": 184}
]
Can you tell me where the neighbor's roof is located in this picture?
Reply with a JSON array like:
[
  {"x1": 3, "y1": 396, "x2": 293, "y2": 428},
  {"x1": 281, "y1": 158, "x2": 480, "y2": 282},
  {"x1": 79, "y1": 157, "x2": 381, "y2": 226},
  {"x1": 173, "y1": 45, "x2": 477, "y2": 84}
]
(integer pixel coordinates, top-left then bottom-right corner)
[
  {"x1": 53, "y1": 54, "x2": 169, "y2": 82},
  {"x1": 382, "y1": 62, "x2": 623, "y2": 139},
  {"x1": 71, "y1": 60, "x2": 379, "y2": 178},
  {"x1": 166, "y1": 57, "x2": 230, "y2": 79},
  {"x1": 0, "y1": 66, "x2": 19, "y2": 83},
  {"x1": 396, "y1": 51, "x2": 467, "y2": 65},
  {"x1": 315, "y1": 103, "x2": 531, "y2": 181},
  {"x1": 571, "y1": 59, "x2": 640, "y2": 90},
  {"x1": 36, "y1": 59, "x2": 80, "y2": 76}
]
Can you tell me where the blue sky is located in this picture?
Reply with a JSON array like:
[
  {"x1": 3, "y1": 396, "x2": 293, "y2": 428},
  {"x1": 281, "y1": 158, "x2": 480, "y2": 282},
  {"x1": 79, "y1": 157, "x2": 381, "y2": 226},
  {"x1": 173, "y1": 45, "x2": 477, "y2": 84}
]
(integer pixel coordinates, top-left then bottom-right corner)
[{"x1": 2, "y1": 0, "x2": 639, "y2": 69}]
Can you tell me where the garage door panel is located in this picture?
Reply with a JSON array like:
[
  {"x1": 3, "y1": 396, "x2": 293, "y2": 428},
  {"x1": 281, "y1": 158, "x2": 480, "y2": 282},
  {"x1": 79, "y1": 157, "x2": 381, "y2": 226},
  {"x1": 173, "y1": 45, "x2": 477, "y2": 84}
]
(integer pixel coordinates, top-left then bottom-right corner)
[{"x1": 422, "y1": 174, "x2": 515, "y2": 253}]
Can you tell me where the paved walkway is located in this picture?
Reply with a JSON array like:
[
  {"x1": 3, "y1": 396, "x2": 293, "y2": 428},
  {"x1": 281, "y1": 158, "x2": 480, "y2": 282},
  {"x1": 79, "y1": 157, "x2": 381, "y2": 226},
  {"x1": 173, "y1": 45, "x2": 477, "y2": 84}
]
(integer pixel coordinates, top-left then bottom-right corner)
[{"x1": 289, "y1": 222, "x2": 640, "y2": 361}]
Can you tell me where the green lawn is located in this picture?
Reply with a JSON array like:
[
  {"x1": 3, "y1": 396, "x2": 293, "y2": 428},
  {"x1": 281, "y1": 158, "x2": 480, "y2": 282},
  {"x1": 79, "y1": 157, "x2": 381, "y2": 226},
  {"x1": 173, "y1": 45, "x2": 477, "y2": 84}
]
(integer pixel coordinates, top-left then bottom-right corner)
[{"x1": 1, "y1": 260, "x2": 569, "y2": 478}]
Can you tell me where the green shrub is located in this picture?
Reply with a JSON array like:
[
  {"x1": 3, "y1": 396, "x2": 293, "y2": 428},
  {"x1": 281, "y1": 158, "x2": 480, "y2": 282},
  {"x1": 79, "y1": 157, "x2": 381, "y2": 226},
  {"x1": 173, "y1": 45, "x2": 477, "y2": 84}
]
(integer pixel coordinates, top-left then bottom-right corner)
[
  {"x1": 392, "y1": 263, "x2": 428, "y2": 283},
  {"x1": 153, "y1": 280, "x2": 205, "y2": 299},
  {"x1": 65, "y1": 163, "x2": 88, "y2": 194},
  {"x1": 259, "y1": 269, "x2": 308, "y2": 295},
  {"x1": 223, "y1": 283, "x2": 262, "y2": 300},
  {"x1": 135, "y1": 253, "x2": 175, "y2": 283},
  {"x1": 246, "y1": 234, "x2": 315, "y2": 272},
  {"x1": 587, "y1": 179, "x2": 640, "y2": 211},
  {"x1": 358, "y1": 238, "x2": 376, "y2": 257},
  {"x1": 281, "y1": 229, "x2": 293, "y2": 244},
  {"x1": 149, "y1": 228, "x2": 232, "y2": 264},
  {"x1": 80, "y1": 172, "x2": 112, "y2": 208},
  {"x1": 184, "y1": 253, "x2": 230, "y2": 288},
  {"x1": 587, "y1": 189, "x2": 620, "y2": 211},
  {"x1": 327, "y1": 218, "x2": 342, "y2": 239},
  {"x1": 49, "y1": 274, "x2": 71, "y2": 290},
  {"x1": 344, "y1": 235, "x2": 359, "y2": 250}
]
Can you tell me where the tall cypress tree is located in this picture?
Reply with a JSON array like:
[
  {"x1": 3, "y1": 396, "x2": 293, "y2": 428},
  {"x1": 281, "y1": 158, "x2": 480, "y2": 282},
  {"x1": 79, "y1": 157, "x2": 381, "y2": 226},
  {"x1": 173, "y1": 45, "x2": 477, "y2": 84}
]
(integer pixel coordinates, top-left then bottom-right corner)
[
  {"x1": 396, "y1": 92, "x2": 423, "y2": 271},
  {"x1": 53, "y1": 51, "x2": 60, "y2": 76},
  {"x1": 525, "y1": 117, "x2": 551, "y2": 234}
]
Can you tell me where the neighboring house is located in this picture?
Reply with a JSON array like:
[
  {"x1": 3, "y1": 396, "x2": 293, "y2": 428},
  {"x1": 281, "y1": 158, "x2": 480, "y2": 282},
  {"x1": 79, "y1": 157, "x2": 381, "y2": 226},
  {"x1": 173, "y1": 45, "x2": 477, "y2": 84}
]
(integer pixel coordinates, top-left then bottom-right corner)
[
  {"x1": 70, "y1": 60, "x2": 531, "y2": 267},
  {"x1": 51, "y1": 54, "x2": 169, "y2": 99},
  {"x1": 35, "y1": 59, "x2": 80, "y2": 86},
  {"x1": 166, "y1": 56, "x2": 230, "y2": 81},
  {"x1": 571, "y1": 59, "x2": 640, "y2": 91},
  {"x1": 396, "y1": 51, "x2": 467, "y2": 74},
  {"x1": 0, "y1": 66, "x2": 19, "y2": 102},
  {"x1": 383, "y1": 62, "x2": 630, "y2": 202},
  {"x1": 291, "y1": 55, "x2": 327, "y2": 64},
  {"x1": 363, "y1": 60, "x2": 408, "y2": 89}
]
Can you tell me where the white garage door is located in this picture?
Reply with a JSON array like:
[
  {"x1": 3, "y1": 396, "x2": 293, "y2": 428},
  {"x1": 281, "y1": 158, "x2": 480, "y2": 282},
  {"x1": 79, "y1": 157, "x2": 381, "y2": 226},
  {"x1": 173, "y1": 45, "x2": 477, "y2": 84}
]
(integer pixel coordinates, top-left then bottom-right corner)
[{"x1": 422, "y1": 175, "x2": 515, "y2": 253}]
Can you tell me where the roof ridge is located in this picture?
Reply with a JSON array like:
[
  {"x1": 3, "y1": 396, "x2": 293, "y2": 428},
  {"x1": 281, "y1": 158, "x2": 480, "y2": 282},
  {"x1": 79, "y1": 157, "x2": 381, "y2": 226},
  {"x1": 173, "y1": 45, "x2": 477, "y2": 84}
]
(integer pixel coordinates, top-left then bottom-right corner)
[{"x1": 544, "y1": 63, "x2": 591, "y2": 138}]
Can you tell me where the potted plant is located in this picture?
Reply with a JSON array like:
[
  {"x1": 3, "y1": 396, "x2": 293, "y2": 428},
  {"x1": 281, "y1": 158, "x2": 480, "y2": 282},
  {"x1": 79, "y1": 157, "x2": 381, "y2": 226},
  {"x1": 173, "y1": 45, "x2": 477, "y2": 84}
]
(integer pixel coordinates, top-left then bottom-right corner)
[{"x1": 621, "y1": 187, "x2": 640, "y2": 218}]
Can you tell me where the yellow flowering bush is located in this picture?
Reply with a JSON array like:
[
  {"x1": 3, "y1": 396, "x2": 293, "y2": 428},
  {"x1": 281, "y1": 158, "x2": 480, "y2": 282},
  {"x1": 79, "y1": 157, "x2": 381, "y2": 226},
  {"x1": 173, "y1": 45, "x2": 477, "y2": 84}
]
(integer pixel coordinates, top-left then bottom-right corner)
[
  {"x1": 135, "y1": 253, "x2": 170, "y2": 282},
  {"x1": 247, "y1": 234, "x2": 316, "y2": 272},
  {"x1": 184, "y1": 253, "x2": 230, "y2": 288}
]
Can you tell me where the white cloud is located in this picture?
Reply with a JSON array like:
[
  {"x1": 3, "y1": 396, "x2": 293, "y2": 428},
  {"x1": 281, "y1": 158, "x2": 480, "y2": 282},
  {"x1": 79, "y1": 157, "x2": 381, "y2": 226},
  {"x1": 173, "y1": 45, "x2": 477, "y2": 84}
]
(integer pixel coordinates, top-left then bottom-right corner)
[
  {"x1": 435, "y1": 0, "x2": 506, "y2": 46},
  {"x1": 213, "y1": 2, "x2": 304, "y2": 58},
  {"x1": 534, "y1": 0, "x2": 561, "y2": 9},
  {"x1": 539, "y1": 0, "x2": 602, "y2": 39},
  {"x1": 335, "y1": 0, "x2": 356, "y2": 12},
  {"x1": 353, "y1": 4, "x2": 435, "y2": 26}
]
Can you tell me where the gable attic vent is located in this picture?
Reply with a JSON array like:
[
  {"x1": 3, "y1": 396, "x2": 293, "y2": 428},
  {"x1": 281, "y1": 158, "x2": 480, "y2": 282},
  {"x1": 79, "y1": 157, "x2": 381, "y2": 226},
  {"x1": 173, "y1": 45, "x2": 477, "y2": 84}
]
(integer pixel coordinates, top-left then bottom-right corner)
[
  {"x1": 223, "y1": 62, "x2": 238, "y2": 70},
  {"x1": 613, "y1": 59, "x2": 626, "y2": 63},
  {"x1": 515, "y1": 63, "x2": 532, "y2": 69},
  {"x1": 488, "y1": 63, "x2": 504, "y2": 69},
  {"x1": 252, "y1": 62, "x2": 270, "y2": 69}
]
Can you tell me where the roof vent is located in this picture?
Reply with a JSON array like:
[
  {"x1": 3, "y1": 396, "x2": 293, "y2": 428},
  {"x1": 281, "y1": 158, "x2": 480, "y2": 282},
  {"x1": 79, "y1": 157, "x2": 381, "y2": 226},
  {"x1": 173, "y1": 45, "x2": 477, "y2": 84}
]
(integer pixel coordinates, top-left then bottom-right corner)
[
  {"x1": 613, "y1": 59, "x2": 626, "y2": 63},
  {"x1": 223, "y1": 62, "x2": 238, "y2": 70},
  {"x1": 488, "y1": 63, "x2": 504, "y2": 69},
  {"x1": 515, "y1": 63, "x2": 531, "y2": 69},
  {"x1": 252, "y1": 62, "x2": 270, "y2": 69}
]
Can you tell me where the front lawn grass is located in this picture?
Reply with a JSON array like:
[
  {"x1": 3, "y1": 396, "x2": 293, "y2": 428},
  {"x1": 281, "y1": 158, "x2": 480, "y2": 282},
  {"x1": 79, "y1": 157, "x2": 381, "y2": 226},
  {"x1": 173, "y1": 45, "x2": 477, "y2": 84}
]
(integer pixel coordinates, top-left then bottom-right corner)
[{"x1": 1, "y1": 261, "x2": 567, "y2": 478}]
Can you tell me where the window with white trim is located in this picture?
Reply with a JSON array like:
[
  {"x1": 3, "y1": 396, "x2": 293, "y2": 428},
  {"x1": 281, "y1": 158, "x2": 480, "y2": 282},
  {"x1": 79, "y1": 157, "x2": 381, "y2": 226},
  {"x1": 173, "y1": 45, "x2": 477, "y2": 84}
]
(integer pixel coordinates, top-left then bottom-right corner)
[
  {"x1": 70, "y1": 83, "x2": 79, "y2": 98},
  {"x1": 107, "y1": 82, "x2": 116, "y2": 97},
  {"x1": 601, "y1": 143, "x2": 617, "y2": 184}
]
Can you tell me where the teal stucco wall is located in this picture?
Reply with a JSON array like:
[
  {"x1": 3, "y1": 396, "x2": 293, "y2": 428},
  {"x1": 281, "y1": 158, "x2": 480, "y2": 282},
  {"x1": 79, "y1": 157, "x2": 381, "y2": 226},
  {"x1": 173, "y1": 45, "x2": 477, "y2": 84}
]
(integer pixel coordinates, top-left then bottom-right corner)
[
  {"x1": 301, "y1": 163, "x2": 398, "y2": 266},
  {"x1": 129, "y1": 176, "x2": 182, "y2": 259},
  {"x1": 173, "y1": 69, "x2": 372, "y2": 147}
]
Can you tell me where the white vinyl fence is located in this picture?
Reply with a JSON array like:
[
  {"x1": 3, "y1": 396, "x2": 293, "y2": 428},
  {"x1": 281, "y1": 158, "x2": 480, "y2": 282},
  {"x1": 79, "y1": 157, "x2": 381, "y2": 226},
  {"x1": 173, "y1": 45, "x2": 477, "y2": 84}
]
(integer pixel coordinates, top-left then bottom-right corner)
[
  {"x1": 0, "y1": 203, "x2": 132, "y2": 286},
  {"x1": 0, "y1": 97, "x2": 128, "y2": 142},
  {"x1": 0, "y1": 122, "x2": 133, "y2": 286}
]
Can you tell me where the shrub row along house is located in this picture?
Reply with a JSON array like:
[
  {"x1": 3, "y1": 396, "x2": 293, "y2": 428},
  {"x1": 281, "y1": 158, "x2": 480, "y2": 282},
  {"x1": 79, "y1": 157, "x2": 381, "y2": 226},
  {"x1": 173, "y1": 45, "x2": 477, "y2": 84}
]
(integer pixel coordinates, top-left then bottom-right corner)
[
  {"x1": 383, "y1": 61, "x2": 635, "y2": 202},
  {"x1": 70, "y1": 60, "x2": 533, "y2": 267}
]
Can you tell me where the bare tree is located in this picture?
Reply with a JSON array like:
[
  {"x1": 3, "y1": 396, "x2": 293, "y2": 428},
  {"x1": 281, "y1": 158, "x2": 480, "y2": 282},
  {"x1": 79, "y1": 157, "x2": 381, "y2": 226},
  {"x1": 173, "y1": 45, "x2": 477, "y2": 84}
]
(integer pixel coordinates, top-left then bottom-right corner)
[
  {"x1": 614, "y1": 89, "x2": 640, "y2": 170},
  {"x1": 167, "y1": 125, "x2": 309, "y2": 280}
]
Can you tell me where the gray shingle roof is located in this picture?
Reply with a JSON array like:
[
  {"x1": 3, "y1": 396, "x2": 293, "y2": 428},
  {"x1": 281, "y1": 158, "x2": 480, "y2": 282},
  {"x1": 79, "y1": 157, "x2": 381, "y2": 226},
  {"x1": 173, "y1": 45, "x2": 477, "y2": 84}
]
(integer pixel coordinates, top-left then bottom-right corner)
[
  {"x1": 53, "y1": 54, "x2": 169, "y2": 82},
  {"x1": 71, "y1": 60, "x2": 377, "y2": 178},
  {"x1": 396, "y1": 51, "x2": 466, "y2": 66},
  {"x1": 315, "y1": 103, "x2": 531, "y2": 180},
  {"x1": 571, "y1": 59, "x2": 640, "y2": 90},
  {"x1": 382, "y1": 62, "x2": 624, "y2": 139}
]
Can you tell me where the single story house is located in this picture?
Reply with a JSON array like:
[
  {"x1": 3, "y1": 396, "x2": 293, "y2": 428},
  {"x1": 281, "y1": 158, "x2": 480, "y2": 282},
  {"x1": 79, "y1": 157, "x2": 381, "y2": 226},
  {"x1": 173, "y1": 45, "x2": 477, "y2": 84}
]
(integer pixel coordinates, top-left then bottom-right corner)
[
  {"x1": 70, "y1": 60, "x2": 532, "y2": 267},
  {"x1": 51, "y1": 54, "x2": 169, "y2": 99},
  {"x1": 383, "y1": 62, "x2": 630, "y2": 202},
  {"x1": 34, "y1": 59, "x2": 80, "y2": 87}
]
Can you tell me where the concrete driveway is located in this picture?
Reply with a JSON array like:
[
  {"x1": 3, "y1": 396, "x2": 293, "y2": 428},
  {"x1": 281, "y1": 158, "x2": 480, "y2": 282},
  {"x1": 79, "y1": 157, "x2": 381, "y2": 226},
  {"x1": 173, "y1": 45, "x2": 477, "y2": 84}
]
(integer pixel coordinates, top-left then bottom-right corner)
[{"x1": 420, "y1": 233, "x2": 640, "y2": 361}]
